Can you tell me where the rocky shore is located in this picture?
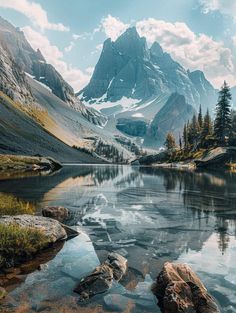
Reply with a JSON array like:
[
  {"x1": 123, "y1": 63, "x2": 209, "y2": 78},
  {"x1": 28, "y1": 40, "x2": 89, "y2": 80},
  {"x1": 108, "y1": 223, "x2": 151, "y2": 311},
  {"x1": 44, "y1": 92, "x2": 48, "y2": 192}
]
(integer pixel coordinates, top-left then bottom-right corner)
[
  {"x1": 0, "y1": 154, "x2": 62, "y2": 175},
  {"x1": 0, "y1": 208, "x2": 220, "y2": 312},
  {"x1": 132, "y1": 147, "x2": 236, "y2": 170}
]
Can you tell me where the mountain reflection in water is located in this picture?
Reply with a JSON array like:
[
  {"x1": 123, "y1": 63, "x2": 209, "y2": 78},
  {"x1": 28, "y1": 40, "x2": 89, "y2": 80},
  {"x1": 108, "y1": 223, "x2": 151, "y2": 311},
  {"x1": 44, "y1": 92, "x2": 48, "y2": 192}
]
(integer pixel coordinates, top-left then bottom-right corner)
[{"x1": 0, "y1": 165, "x2": 235, "y2": 313}]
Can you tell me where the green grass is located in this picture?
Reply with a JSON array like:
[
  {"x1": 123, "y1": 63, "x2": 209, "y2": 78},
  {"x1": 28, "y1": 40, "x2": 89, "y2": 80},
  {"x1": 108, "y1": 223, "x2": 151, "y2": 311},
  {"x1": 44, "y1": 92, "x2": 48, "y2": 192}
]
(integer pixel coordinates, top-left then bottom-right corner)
[
  {"x1": 0, "y1": 223, "x2": 48, "y2": 268},
  {"x1": 0, "y1": 192, "x2": 35, "y2": 216}
]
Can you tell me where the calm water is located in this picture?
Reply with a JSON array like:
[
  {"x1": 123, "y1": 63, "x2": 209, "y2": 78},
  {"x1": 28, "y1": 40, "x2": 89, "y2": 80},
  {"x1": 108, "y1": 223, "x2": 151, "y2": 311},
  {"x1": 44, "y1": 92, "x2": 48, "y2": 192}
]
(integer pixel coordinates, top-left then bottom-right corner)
[{"x1": 0, "y1": 165, "x2": 236, "y2": 313}]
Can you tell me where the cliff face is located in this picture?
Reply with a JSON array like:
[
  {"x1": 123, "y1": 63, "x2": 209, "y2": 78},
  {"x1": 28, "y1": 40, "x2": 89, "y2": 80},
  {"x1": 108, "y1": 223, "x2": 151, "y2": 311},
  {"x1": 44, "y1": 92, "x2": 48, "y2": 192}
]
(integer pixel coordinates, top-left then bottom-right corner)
[
  {"x1": 0, "y1": 16, "x2": 75, "y2": 105},
  {"x1": 0, "y1": 16, "x2": 106, "y2": 127},
  {"x1": 79, "y1": 27, "x2": 216, "y2": 112}
]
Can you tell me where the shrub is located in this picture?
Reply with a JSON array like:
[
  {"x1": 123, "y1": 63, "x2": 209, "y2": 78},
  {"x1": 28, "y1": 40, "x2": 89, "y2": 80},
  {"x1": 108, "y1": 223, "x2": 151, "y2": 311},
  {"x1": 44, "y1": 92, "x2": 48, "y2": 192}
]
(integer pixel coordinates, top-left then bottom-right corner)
[{"x1": 0, "y1": 223, "x2": 48, "y2": 268}]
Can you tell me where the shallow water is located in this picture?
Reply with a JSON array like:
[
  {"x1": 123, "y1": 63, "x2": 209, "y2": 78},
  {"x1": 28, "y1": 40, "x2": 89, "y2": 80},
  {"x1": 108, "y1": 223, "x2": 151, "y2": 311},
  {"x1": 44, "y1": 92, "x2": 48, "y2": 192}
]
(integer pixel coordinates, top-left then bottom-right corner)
[{"x1": 0, "y1": 165, "x2": 236, "y2": 312}]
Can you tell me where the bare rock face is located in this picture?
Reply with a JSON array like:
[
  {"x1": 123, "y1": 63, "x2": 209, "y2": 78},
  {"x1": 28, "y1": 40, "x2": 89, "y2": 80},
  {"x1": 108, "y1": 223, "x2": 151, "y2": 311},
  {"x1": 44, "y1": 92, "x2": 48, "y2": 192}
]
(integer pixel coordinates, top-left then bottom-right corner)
[
  {"x1": 42, "y1": 206, "x2": 69, "y2": 222},
  {"x1": 0, "y1": 215, "x2": 75, "y2": 243},
  {"x1": 74, "y1": 252, "x2": 127, "y2": 300},
  {"x1": 153, "y1": 262, "x2": 219, "y2": 313}
]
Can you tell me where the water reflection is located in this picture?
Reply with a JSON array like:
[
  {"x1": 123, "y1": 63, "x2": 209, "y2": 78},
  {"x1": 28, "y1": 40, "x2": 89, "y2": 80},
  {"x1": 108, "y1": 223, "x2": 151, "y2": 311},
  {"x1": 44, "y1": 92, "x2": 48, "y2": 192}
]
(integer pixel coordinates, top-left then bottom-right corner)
[{"x1": 0, "y1": 165, "x2": 236, "y2": 312}]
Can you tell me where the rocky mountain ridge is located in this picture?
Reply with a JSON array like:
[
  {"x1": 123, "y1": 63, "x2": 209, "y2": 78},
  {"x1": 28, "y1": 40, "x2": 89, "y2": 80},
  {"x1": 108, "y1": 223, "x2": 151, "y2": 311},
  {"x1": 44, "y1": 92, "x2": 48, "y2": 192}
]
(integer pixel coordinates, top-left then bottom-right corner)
[{"x1": 79, "y1": 27, "x2": 217, "y2": 114}]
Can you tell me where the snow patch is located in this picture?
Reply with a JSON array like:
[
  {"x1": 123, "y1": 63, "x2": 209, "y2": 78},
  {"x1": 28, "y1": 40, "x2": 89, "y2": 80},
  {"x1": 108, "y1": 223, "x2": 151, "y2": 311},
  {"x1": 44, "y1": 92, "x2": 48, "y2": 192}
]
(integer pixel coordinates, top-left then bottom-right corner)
[{"x1": 132, "y1": 113, "x2": 144, "y2": 118}]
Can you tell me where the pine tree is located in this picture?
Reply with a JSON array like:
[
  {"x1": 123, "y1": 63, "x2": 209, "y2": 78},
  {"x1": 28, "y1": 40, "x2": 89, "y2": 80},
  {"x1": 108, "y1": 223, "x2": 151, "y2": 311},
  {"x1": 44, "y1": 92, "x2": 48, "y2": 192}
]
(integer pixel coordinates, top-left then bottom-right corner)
[
  {"x1": 214, "y1": 81, "x2": 232, "y2": 145},
  {"x1": 165, "y1": 132, "x2": 176, "y2": 150},
  {"x1": 198, "y1": 104, "x2": 203, "y2": 129},
  {"x1": 179, "y1": 133, "x2": 182, "y2": 150},
  {"x1": 188, "y1": 115, "x2": 199, "y2": 148},
  {"x1": 183, "y1": 123, "x2": 189, "y2": 150},
  {"x1": 202, "y1": 109, "x2": 213, "y2": 137},
  {"x1": 201, "y1": 109, "x2": 213, "y2": 147}
]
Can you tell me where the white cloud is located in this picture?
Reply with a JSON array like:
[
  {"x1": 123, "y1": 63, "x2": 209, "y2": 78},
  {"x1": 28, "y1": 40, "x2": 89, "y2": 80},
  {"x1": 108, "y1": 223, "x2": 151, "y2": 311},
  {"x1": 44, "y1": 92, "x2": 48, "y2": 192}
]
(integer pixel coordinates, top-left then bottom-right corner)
[
  {"x1": 0, "y1": 0, "x2": 69, "y2": 31},
  {"x1": 96, "y1": 44, "x2": 103, "y2": 51},
  {"x1": 98, "y1": 15, "x2": 235, "y2": 86},
  {"x1": 64, "y1": 41, "x2": 75, "y2": 53},
  {"x1": 199, "y1": 0, "x2": 236, "y2": 21},
  {"x1": 136, "y1": 18, "x2": 235, "y2": 87},
  {"x1": 232, "y1": 36, "x2": 236, "y2": 46},
  {"x1": 85, "y1": 67, "x2": 94, "y2": 75},
  {"x1": 101, "y1": 14, "x2": 129, "y2": 41},
  {"x1": 22, "y1": 26, "x2": 90, "y2": 91}
]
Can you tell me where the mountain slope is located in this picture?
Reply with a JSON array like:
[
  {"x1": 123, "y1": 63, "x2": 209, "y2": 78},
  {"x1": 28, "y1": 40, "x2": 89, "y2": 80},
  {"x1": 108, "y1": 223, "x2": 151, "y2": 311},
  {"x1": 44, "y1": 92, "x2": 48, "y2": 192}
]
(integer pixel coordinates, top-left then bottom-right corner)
[
  {"x1": 0, "y1": 16, "x2": 106, "y2": 127},
  {"x1": 144, "y1": 93, "x2": 195, "y2": 147},
  {"x1": 0, "y1": 92, "x2": 100, "y2": 163},
  {"x1": 0, "y1": 16, "x2": 135, "y2": 162},
  {"x1": 79, "y1": 27, "x2": 216, "y2": 116}
]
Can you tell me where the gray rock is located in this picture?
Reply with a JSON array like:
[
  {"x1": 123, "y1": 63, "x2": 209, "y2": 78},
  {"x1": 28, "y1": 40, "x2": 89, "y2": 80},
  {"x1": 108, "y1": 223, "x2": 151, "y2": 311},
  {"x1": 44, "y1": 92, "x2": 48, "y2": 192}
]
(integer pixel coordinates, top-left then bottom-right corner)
[
  {"x1": 103, "y1": 294, "x2": 131, "y2": 311},
  {"x1": 74, "y1": 252, "x2": 127, "y2": 300},
  {"x1": 0, "y1": 215, "x2": 77, "y2": 243}
]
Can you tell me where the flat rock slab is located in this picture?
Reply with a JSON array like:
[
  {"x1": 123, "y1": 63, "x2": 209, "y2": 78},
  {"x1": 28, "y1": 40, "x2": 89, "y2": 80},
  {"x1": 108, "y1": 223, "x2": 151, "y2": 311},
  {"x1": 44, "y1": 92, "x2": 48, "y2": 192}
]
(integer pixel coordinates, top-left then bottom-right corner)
[
  {"x1": 0, "y1": 214, "x2": 77, "y2": 243},
  {"x1": 74, "y1": 252, "x2": 127, "y2": 301},
  {"x1": 153, "y1": 262, "x2": 220, "y2": 313}
]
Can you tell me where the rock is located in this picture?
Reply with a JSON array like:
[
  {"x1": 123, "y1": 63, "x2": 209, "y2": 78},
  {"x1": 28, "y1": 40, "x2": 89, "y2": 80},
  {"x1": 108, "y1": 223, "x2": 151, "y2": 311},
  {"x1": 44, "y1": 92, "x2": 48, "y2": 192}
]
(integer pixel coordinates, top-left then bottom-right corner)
[
  {"x1": 134, "y1": 150, "x2": 171, "y2": 166},
  {"x1": 131, "y1": 159, "x2": 140, "y2": 166},
  {"x1": 195, "y1": 147, "x2": 236, "y2": 169},
  {"x1": 0, "y1": 155, "x2": 62, "y2": 173},
  {"x1": 0, "y1": 214, "x2": 78, "y2": 243},
  {"x1": 153, "y1": 262, "x2": 220, "y2": 313},
  {"x1": 74, "y1": 252, "x2": 127, "y2": 300},
  {"x1": 0, "y1": 287, "x2": 7, "y2": 300},
  {"x1": 42, "y1": 206, "x2": 69, "y2": 222},
  {"x1": 103, "y1": 294, "x2": 131, "y2": 312}
]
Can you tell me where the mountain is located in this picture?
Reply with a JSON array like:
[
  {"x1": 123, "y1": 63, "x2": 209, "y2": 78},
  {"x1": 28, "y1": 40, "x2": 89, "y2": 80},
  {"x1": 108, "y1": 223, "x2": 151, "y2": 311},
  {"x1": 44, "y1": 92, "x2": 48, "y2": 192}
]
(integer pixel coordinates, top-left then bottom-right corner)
[
  {"x1": 79, "y1": 27, "x2": 216, "y2": 115},
  {"x1": 0, "y1": 16, "x2": 106, "y2": 127},
  {"x1": 78, "y1": 27, "x2": 217, "y2": 148},
  {"x1": 0, "y1": 16, "x2": 135, "y2": 162},
  {"x1": 144, "y1": 93, "x2": 195, "y2": 147}
]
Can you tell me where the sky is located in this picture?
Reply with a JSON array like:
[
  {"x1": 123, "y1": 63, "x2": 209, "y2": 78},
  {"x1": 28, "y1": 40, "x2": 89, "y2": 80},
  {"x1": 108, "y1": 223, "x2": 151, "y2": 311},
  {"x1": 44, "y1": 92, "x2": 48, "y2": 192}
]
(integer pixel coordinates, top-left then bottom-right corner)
[{"x1": 0, "y1": 0, "x2": 236, "y2": 92}]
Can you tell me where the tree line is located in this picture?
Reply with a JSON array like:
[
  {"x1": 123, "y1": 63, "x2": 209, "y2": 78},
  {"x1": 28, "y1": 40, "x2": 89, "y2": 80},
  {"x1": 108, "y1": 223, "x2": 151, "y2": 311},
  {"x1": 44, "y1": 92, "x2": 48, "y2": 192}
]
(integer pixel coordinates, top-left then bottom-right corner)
[{"x1": 165, "y1": 81, "x2": 236, "y2": 151}]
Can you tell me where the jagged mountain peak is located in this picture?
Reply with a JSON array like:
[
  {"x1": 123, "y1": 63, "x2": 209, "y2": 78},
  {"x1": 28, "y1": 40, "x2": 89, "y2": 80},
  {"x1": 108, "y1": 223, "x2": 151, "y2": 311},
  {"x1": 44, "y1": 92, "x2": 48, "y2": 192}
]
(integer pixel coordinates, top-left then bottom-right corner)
[
  {"x1": 35, "y1": 48, "x2": 46, "y2": 63},
  {"x1": 150, "y1": 41, "x2": 164, "y2": 57},
  {"x1": 79, "y1": 26, "x2": 216, "y2": 115}
]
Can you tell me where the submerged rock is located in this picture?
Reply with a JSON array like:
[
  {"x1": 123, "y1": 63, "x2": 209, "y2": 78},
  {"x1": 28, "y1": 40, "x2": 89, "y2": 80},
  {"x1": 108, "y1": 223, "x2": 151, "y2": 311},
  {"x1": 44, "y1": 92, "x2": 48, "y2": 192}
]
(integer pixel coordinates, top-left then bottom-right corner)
[
  {"x1": 153, "y1": 262, "x2": 219, "y2": 313},
  {"x1": 42, "y1": 206, "x2": 69, "y2": 222},
  {"x1": 74, "y1": 252, "x2": 127, "y2": 300}
]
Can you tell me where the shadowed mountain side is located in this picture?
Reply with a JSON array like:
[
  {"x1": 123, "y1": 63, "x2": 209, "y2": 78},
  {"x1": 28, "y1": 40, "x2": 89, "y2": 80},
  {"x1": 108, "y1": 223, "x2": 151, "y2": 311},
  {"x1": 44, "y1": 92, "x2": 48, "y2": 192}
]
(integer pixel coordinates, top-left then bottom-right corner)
[
  {"x1": 0, "y1": 95, "x2": 101, "y2": 163},
  {"x1": 27, "y1": 77, "x2": 133, "y2": 160},
  {"x1": 144, "y1": 93, "x2": 195, "y2": 147}
]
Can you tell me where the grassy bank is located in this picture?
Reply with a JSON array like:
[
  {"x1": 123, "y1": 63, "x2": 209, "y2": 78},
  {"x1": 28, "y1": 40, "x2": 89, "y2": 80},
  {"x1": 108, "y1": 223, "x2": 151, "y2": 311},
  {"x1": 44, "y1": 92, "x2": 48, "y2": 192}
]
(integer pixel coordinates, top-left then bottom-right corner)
[
  {"x1": 0, "y1": 224, "x2": 48, "y2": 269},
  {"x1": 0, "y1": 192, "x2": 35, "y2": 216}
]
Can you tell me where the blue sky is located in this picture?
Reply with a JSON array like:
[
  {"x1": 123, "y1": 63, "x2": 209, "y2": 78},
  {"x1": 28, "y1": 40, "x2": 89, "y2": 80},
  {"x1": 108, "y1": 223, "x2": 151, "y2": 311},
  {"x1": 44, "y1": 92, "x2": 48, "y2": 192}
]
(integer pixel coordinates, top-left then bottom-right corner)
[{"x1": 0, "y1": 0, "x2": 236, "y2": 91}]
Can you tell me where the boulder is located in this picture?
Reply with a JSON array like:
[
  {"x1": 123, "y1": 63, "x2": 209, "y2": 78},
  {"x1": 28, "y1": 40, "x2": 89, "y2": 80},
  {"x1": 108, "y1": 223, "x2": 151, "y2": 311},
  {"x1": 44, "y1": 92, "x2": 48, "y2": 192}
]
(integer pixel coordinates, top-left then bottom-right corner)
[
  {"x1": 153, "y1": 262, "x2": 219, "y2": 313},
  {"x1": 133, "y1": 150, "x2": 171, "y2": 166},
  {"x1": 74, "y1": 252, "x2": 127, "y2": 300},
  {"x1": 195, "y1": 147, "x2": 236, "y2": 169},
  {"x1": 42, "y1": 206, "x2": 69, "y2": 222},
  {"x1": 0, "y1": 215, "x2": 78, "y2": 243}
]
